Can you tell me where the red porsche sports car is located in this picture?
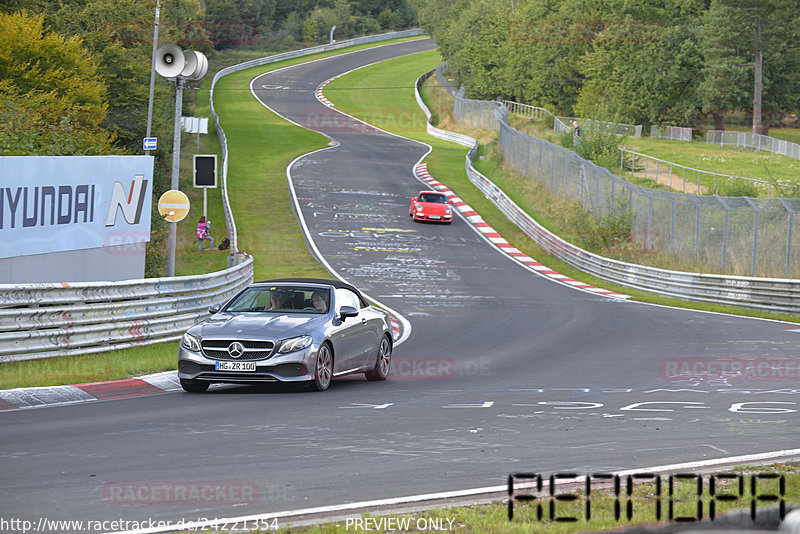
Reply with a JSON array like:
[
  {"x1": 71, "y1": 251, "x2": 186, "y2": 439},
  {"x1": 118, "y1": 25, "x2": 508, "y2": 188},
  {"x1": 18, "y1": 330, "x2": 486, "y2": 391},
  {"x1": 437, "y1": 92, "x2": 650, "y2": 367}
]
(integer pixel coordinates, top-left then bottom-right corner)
[{"x1": 409, "y1": 190, "x2": 453, "y2": 223}]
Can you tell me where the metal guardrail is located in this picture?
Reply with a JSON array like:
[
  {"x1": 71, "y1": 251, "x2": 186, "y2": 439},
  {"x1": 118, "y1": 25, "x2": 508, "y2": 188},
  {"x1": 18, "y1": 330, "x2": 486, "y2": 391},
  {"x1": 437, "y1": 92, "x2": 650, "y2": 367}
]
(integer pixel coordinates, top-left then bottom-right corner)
[
  {"x1": 0, "y1": 256, "x2": 254, "y2": 362},
  {"x1": 706, "y1": 130, "x2": 800, "y2": 161},
  {"x1": 210, "y1": 29, "x2": 425, "y2": 253},
  {"x1": 417, "y1": 69, "x2": 800, "y2": 314}
]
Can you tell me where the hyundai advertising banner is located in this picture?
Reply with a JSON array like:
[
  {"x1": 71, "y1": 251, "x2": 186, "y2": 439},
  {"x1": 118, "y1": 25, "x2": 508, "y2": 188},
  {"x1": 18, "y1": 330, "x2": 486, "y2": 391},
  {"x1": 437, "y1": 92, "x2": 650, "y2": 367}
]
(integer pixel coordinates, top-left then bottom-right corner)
[{"x1": 0, "y1": 156, "x2": 154, "y2": 259}]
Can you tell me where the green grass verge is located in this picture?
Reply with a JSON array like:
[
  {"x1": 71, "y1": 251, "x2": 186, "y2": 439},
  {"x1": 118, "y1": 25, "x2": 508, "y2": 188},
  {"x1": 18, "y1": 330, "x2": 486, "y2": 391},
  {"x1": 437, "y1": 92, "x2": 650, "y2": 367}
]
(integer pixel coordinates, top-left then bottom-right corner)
[
  {"x1": 0, "y1": 36, "x2": 426, "y2": 390},
  {"x1": 322, "y1": 50, "x2": 800, "y2": 325},
  {"x1": 267, "y1": 463, "x2": 799, "y2": 533}
]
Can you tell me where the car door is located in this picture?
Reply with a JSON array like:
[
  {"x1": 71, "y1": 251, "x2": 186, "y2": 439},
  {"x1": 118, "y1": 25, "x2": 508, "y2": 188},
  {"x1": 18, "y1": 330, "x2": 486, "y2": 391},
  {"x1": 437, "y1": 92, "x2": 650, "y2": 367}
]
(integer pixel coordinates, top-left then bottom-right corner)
[{"x1": 330, "y1": 288, "x2": 372, "y2": 373}]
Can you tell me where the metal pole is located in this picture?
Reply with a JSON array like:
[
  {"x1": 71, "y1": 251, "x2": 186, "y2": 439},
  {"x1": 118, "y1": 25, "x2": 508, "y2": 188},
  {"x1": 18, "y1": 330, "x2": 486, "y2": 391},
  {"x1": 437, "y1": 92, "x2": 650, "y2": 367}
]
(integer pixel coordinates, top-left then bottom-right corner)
[
  {"x1": 144, "y1": 1, "x2": 161, "y2": 155},
  {"x1": 167, "y1": 75, "x2": 184, "y2": 278},
  {"x1": 330, "y1": 25, "x2": 336, "y2": 44}
]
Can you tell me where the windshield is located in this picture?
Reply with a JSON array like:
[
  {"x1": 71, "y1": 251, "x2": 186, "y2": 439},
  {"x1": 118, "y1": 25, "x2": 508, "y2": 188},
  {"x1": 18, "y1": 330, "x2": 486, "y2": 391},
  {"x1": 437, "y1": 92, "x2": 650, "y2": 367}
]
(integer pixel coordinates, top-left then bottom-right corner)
[
  {"x1": 225, "y1": 286, "x2": 330, "y2": 314},
  {"x1": 418, "y1": 193, "x2": 447, "y2": 203}
]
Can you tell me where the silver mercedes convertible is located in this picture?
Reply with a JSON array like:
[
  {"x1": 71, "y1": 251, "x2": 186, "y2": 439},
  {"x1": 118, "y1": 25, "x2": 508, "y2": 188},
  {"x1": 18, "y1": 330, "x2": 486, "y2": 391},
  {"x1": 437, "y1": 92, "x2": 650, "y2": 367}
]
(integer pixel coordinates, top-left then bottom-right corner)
[{"x1": 177, "y1": 279, "x2": 393, "y2": 392}]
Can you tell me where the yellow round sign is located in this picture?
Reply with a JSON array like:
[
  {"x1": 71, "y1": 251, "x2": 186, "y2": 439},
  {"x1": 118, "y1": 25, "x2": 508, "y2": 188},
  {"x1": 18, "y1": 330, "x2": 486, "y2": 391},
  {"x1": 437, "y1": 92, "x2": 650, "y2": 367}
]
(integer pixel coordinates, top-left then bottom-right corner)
[{"x1": 158, "y1": 190, "x2": 191, "y2": 222}]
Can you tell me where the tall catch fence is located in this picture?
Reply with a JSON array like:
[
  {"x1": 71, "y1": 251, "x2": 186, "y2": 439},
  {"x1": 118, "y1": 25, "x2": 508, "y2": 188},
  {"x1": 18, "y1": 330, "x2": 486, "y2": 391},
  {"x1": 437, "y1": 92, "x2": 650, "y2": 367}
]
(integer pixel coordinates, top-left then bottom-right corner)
[{"x1": 435, "y1": 66, "x2": 800, "y2": 278}]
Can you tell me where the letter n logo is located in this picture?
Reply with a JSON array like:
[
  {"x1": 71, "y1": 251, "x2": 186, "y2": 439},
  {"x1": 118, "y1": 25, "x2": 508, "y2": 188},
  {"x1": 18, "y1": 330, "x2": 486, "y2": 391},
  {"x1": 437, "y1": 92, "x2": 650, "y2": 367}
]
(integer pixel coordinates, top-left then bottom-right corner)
[{"x1": 106, "y1": 175, "x2": 148, "y2": 227}]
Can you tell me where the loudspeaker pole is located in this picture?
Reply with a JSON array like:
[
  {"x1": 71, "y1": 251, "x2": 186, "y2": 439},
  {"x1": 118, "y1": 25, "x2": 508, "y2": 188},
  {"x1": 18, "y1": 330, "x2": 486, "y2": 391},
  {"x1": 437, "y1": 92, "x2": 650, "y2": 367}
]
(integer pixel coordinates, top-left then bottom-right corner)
[
  {"x1": 167, "y1": 75, "x2": 184, "y2": 278},
  {"x1": 145, "y1": 0, "x2": 161, "y2": 156}
]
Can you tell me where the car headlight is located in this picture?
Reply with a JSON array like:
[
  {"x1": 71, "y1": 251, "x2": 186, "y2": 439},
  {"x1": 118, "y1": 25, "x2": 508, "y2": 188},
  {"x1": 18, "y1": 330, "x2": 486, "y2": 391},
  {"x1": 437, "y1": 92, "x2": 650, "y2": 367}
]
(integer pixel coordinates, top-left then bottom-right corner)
[
  {"x1": 181, "y1": 332, "x2": 201, "y2": 352},
  {"x1": 445, "y1": 207, "x2": 452, "y2": 214},
  {"x1": 278, "y1": 335, "x2": 313, "y2": 354},
  {"x1": 416, "y1": 205, "x2": 423, "y2": 212}
]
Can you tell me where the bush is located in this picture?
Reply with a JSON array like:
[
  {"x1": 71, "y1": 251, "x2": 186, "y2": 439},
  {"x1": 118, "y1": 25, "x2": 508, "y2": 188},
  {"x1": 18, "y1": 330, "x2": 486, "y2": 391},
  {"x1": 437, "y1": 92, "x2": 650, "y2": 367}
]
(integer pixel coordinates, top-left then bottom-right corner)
[{"x1": 575, "y1": 128, "x2": 624, "y2": 172}]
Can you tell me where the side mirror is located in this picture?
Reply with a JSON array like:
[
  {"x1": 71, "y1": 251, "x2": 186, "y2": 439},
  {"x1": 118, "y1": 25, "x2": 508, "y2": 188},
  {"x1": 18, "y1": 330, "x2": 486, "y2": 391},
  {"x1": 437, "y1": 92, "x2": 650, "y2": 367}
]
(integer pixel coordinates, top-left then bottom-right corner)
[
  {"x1": 208, "y1": 304, "x2": 221, "y2": 314},
  {"x1": 411, "y1": 197, "x2": 416, "y2": 202},
  {"x1": 339, "y1": 306, "x2": 358, "y2": 320}
]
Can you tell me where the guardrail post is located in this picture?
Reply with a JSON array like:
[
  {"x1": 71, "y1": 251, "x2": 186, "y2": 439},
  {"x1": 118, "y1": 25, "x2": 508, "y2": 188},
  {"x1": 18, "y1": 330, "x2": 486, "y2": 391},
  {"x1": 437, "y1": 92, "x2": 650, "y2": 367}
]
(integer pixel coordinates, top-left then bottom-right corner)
[
  {"x1": 716, "y1": 195, "x2": 731, "y2": 270},
  {"x1": 778, "y1": 199, "x2": 795, "y2": 278},
  {"x1": 694, "y1": 197, "x2": 701, "y2": 262},
  {"x1": 744, "y1": 197, "x2": 760, "y2": 276},
  {"x1": 670, "y1": 196, "x2": 676, "y2": 251}
]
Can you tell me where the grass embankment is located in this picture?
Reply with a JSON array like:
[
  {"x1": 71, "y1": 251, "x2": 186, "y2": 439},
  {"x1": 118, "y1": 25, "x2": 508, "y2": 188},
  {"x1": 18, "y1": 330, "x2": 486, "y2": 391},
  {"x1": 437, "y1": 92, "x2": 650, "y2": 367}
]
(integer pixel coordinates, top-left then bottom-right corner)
[
  {"x1": 322, "y1": 51, "x2": 800, "y2": 324},
  {"x1": 271, "y1": 463, "x2": 800, "y2": 533},
  {"x1": 0, "y1": 37, "x2": 424, "y2": 390}
]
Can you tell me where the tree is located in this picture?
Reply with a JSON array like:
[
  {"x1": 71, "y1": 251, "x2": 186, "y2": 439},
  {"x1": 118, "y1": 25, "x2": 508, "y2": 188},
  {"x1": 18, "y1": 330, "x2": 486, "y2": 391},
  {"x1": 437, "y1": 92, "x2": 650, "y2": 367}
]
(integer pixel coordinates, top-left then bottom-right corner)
[
  {"x1": 699, "y1": 0, "x2": 800, "y2": 134},
  {"x1": 574, "y1": 0, "x2": 705, "y2": 126},
  {"x1": 0, "y1": 11, "x2": 117, "y2": 155}
]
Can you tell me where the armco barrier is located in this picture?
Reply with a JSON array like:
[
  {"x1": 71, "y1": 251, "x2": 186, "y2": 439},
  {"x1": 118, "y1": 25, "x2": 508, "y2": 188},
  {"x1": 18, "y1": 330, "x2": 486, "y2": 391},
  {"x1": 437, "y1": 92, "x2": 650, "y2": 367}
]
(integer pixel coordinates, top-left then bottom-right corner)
[
  {"x1": 0, "y1": 256, "x2": 253, "y2": 362},
  {"x1": 210, "y1": 29, "x2": 425, "y2": 253},
  {"x1": 417, "y1": 70, "x2": 800, "y2": 314}
]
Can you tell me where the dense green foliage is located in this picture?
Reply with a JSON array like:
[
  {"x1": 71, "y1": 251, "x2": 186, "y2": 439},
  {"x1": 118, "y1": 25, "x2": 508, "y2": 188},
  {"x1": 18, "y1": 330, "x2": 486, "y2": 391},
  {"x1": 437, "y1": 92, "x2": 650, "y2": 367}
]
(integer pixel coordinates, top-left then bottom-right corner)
[
  {"x1": 0, "y1": 12, "x2": 117, "y2": 155},
  {"x1": 412, "y1": 0, "x2": 800, "y2": 131}
]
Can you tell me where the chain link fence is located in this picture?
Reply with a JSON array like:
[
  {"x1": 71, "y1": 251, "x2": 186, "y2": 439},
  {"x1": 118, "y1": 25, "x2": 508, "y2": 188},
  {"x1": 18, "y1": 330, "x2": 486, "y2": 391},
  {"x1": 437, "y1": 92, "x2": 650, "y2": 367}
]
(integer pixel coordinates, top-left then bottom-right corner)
[
  {"x1": 435, "y1": 66, "x2": 800, "y2": 278},
  {"x1": 706, "y1": 130, "x2": 800, "y2": 161},
  {"x1": 651, "y1": 125, "x2": 692, "y2": 141},
  {"x1": 558, "y1": 117, "x2": 642, "y2": 137}
]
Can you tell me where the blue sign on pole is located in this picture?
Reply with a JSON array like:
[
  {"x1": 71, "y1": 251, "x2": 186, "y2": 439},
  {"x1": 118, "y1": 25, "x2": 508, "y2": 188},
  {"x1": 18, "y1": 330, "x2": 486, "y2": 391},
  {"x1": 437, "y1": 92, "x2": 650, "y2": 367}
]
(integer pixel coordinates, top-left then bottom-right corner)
[{"x1": 143, "y1": 137, "x2": 157, "y2": 151}]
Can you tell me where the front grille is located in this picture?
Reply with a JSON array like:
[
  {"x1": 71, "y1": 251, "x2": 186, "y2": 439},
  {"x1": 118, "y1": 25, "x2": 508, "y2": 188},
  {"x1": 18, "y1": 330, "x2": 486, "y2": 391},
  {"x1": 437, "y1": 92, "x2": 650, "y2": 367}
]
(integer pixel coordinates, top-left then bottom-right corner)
[{"x1": 201, "y1": 339, "x2": 275, "y2": 361}]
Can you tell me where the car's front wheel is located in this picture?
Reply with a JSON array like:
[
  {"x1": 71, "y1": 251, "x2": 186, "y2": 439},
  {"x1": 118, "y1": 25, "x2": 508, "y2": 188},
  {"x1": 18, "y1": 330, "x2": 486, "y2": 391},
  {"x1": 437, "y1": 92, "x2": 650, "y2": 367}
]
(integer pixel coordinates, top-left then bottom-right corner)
[
  {"x1": 180, "y1": 378, "x2": 209, "y2": 393},
  {"x1": 310, "y1": 343, "x2": 333, "y2": 391},
  {"x1": 365, "y1": 335, "x2": 392, "y2": 381}
]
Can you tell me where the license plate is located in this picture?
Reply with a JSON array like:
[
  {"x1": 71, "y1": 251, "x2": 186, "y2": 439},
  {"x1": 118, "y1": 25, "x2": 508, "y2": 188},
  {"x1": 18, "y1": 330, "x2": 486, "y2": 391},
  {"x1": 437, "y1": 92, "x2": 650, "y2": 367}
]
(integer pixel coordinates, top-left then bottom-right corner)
[
  {"x1": 428, "y1": 215, "x2": 441, "y2": 219},
  {"x1": 215, "y1": 361, "x2": 256, "y2": 372}
]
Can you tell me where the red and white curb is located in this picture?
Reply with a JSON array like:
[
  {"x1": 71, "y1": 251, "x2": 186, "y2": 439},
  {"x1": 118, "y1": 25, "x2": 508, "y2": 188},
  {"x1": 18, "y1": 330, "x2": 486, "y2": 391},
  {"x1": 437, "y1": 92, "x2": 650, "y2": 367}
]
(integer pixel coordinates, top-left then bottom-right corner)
[
  {"x1": 414, "y1": 163, "x2": 628, "y2": 299},
  {"x1": 0, "y1": 371, "x2": 182, "y2": 411},
  {"x1": 316, "y1": 74, "x2": 343, "y2": 108}
]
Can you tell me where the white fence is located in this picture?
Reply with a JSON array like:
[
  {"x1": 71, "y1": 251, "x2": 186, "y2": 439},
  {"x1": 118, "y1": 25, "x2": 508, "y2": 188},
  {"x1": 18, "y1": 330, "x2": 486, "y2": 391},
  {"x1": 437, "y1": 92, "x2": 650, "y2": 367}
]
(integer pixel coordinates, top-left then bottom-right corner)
[
  {"x1": 651, "y1": 125, "x2": 692, "y2": 141},
  {"x1": 706, "y1": 130, "x2": 800, "y2": 161},
  {"x1": 0, "y1": 256, "x2": 253, "y2": 362},
  {"x1": 419, "y1": 68, "x2": 800, "y2": 309}
]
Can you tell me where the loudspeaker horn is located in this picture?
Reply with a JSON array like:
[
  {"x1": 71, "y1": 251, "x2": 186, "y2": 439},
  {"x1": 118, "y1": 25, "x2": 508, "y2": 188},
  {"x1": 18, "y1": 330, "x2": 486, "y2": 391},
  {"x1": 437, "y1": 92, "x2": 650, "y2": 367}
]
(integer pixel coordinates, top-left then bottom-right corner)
[
  {"x1": 154, "y1": 45, "x2": 185, "y2": 78},
  {"x1": 186, "y1": 52, "x2": 208, "y2": 81},
  {"x1": 180, "y1": 50, "x2": 198, "y2": 77}
]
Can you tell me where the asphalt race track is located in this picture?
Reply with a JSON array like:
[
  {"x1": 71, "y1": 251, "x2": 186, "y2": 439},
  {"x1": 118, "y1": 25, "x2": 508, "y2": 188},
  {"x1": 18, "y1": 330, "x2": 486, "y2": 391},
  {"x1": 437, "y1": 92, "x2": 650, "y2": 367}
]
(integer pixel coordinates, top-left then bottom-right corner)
[{"x1": 1, "y1": 38, "x2": 799, "y2": 530}]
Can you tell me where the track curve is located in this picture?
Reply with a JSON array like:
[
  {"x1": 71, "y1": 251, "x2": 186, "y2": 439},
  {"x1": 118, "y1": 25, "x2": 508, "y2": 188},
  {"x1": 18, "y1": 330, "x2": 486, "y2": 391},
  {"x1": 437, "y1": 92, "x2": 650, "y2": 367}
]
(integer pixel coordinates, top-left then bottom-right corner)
[{"x1": 1, "y1": 39, "x2": 799, "y2": 529}]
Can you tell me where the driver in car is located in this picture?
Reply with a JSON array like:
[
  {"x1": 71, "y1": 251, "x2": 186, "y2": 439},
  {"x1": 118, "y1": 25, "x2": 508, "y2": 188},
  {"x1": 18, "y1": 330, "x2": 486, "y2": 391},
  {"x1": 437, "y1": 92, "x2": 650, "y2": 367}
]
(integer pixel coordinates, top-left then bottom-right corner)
[{"x1": 311, "y1": 291, "x2": 328, "y2": 313}]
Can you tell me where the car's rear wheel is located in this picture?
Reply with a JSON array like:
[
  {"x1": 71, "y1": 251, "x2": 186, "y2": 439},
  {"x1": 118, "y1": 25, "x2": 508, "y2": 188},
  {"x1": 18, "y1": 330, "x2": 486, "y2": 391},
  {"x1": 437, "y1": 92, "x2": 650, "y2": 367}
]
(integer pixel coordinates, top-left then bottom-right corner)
[
  {"x1": 310, "y1": 343, "x2": 333, "y2": 391},
  {"x1": 180, "y1": 378, "x2": 209, "y2": 393},
  {"x1": 365, "y1": 335, "x2": 392, "y2": 381}
]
